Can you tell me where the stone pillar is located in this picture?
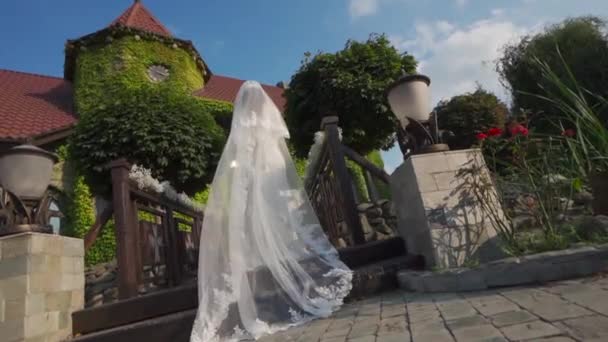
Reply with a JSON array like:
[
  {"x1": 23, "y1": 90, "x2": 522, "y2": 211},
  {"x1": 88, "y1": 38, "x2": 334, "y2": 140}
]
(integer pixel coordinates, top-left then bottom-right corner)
[
  {"x1": 0, "y1": 233, "x2": 84, "y2": 342},
  {"x1": 390, "y1": 149, "x2": 505, "y2": 269}
]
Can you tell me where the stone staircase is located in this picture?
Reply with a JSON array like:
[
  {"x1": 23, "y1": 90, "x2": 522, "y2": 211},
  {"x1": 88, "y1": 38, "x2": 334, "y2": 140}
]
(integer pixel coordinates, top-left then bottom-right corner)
[{"x1": 71, "y1": 237, "x2": 423, "y2": 342}]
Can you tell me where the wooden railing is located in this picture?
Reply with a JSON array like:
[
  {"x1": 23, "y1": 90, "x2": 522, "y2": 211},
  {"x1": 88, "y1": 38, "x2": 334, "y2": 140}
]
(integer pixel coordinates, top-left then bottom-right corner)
[
  {"x1": 305, "y1": 116, "x2": 391, "y2": 248},
  {"x1": 85, "y1": 160, "x2": 203, "y2": 300},
  {"x1": 84, "y1": 117, "x2": 391, "y2": 298}
]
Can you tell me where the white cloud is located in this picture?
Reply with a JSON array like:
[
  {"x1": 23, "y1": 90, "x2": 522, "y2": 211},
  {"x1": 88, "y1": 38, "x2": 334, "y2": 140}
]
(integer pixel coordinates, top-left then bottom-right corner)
[
  {"x1": 349, "y1": 0, "x2": 380, "y2": 18},
  {"x1": 391, "y1": 18, "x2": 537, "y2": 106},
  {"x1": 491, "y1": 8, "x2": 505, "y2": 17},
  {"x1": 455, "y1": 0, "x2": 468, "y2": 8}
]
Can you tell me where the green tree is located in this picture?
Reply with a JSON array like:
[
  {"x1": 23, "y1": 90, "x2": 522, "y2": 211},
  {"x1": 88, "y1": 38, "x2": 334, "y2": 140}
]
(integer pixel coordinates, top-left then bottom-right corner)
[
  {"x1": 285, "y1": 34, "x2": 418, "y2": 157},
  {"x1": 435, "y1": 87, "x2": 508, "y2": 149},
  {"x1": 497, "y1": 16, "x2": 608, "y2": 131},
  {"x1": 70, "y1": 88, "x2": 225, "y2": 196}
]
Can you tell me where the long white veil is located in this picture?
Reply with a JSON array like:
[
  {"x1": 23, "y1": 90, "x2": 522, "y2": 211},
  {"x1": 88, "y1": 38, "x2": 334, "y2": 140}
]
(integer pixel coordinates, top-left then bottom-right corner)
[{"x1": 190, "y1": 81, "x2": 352, "y2": 342}]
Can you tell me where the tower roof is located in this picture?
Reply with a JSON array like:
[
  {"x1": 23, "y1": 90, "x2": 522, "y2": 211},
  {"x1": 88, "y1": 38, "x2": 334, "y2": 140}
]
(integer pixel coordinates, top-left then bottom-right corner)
[{"x1": 109, "y1": 0, "x2": 172, "y2": 37}]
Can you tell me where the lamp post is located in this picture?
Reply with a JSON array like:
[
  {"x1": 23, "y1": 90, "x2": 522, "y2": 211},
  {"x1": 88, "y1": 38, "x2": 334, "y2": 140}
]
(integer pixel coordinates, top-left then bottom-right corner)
[
  {"x1": 387, "y1": 73, "x2": 449, "y2": 158},
  {"x1": 0, "y1": 144, "x2": 59, "y2": 236}
]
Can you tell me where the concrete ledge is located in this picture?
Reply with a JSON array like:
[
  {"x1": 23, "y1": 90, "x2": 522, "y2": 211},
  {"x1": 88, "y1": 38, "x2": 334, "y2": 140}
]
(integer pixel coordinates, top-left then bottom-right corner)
[{"x1": 398, "y1": 244, "x2": 608, "y2": 293}]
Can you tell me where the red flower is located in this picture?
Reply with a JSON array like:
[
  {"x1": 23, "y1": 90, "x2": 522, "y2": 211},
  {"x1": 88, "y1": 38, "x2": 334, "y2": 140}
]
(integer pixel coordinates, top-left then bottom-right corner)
[
  {"x1": 561, "y1": 129, "x2": 576, "y2": 137},
  {"x1": 476, "y1": 132, "x2": 488, "y2": 140},
  {"x1": 487, "y1": 127, "x2": 503, "y2": 136},
  {"x1": 510, "y1": 124, "x2": 529, "y2": 137}
]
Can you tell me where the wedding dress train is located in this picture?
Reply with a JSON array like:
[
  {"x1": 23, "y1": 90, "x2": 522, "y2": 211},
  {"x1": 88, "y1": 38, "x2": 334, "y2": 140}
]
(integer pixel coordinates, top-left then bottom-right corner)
[{"x1": 190, "y1": 81, "x2": 352, "y2": 341}]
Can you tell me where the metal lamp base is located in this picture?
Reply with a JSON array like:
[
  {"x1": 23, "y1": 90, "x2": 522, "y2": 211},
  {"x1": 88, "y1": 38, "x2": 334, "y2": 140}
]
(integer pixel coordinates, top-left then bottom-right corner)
[
  {"x1": 416, "y1": 143, "x2": 450, "y2": 155},
  {"x1": 0, "y1": 224, "x2": 53, "y2": 237}
]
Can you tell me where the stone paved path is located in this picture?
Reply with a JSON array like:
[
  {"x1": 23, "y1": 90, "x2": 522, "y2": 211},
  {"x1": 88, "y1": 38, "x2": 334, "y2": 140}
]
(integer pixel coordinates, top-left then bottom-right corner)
[{"x1": 259, "y1": 274, "x2": 608, "y2": 342}]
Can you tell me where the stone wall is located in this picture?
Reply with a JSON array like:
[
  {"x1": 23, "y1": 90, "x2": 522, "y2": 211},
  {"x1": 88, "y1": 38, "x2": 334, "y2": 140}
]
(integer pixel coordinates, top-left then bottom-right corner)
[
  {"x1": 0, "y1": 233, "x2": 85, "y2": 342},
  {"x1": 390, "y1": 149, "x2": 505, "y2": 269},
  {"x1": 398, "y1": 243, "x2": 608, "y2": 293},
  {"x1": 358, "y1": 199, "x2": 398, "y2": 243}
]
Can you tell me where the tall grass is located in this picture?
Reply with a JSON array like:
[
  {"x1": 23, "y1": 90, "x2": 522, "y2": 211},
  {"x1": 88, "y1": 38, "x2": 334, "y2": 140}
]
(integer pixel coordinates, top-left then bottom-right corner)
[{"x1": 530, "y1": 48, "x2": 608, "y2": 178}]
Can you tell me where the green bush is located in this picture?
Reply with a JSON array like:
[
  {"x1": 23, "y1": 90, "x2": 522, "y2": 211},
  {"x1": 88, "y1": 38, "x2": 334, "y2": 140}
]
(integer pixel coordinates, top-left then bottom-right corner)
[
  {"x1": 285, "y1": 34, "x2": 418, "y2": 157},
  {"x1": 366, "y1": 150, "x2": 391, "y2": 199},
  {"x1": 70, "y1": 88, "x2": 226, "y2": 196},
  {"x1": 497, "y1": 16, "x2": 608, "y2": 132},
  {"x1": 193, "y1": 187, "x2": 211, "y2": 205},
  {"x1": 435, "y1": 87, "x2": 508, "y2": 149},
  {"x1": 65, "y1": 176, "x2": 116, "y2": 266}
]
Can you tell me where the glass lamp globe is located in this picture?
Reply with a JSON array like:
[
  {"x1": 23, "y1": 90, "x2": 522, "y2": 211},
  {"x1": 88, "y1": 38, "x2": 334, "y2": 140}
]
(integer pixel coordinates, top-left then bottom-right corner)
[
  {"x1": 387, "y1": 74, "x2": 431, "y2": 127},
  {"x1": 0, "y1": 145, "x2": 58, "y2": 200}
]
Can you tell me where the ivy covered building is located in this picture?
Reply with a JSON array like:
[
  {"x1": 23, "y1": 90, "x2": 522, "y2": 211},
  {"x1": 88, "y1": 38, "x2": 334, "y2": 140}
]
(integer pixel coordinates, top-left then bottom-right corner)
[
  {"x1": 0, "y1": 1, "x2": 287, "y2": 264},
  {"x1": 0, "y1": 0, "x2": 286, "y2": 153}
]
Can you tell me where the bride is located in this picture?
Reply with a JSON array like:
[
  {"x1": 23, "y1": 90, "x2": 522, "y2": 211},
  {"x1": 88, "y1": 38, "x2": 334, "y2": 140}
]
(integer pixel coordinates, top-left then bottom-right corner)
[{"x1": 190, "y1": 81, "x2": 353, "y2": 341}]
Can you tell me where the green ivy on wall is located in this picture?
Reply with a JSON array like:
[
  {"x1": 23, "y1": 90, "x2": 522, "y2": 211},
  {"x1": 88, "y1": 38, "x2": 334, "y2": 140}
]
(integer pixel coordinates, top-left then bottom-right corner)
[
  {"x1": 366, "y1": 150, "x2": 391, "y2": 199},
  {"x1": 345, "y1": 151, "x2": 391, "y2": 203},
  {"x1": 65, "y1": 176, "x2": 116, "y2": 266},
  {"x1": 74, "y1": 36, "x2": 204, "y2": 115}
]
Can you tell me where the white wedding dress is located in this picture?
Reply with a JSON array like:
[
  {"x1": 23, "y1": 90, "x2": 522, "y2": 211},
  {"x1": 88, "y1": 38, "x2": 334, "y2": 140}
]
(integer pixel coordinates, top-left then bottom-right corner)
[{"x1": 190, "y1": 81, "x2": 353, "y2": 342}]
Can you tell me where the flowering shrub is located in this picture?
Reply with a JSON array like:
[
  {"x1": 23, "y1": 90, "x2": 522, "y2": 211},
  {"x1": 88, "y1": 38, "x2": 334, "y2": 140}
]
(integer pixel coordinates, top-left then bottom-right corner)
[
  {"x1": 473, "y1": 121, "x2": 606, "y2": 254},
  {"x1": 129, "y1": 164, "x2": 205, "y2": 213}
]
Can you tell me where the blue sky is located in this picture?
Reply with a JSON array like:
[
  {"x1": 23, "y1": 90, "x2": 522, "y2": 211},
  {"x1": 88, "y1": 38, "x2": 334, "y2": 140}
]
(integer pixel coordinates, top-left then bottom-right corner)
[{"x1": 2, "y1": 0, "x2": 608, "y2": 171}]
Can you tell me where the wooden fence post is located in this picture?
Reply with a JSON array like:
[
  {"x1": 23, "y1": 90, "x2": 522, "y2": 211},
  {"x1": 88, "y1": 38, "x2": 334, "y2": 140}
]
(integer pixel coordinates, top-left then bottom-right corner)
[
  {"x1": 364, "y1": 170, "x2": 380, "y2": 204},
  {"x1": 321, "y1": 116, "x2": 366, "y2": 245},
  {"x1": 164, "y1": 206, "x2": 182, "y2": 286},
  {"x1": 110, "y1": 159, "x2": 140, "y2": 299}
]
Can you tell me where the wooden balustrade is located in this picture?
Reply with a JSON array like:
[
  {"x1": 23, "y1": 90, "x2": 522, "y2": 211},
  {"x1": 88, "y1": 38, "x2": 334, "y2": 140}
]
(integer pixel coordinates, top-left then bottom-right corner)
[{"x1": 305, "y1": 116, "x2": 391, "y2": 248}]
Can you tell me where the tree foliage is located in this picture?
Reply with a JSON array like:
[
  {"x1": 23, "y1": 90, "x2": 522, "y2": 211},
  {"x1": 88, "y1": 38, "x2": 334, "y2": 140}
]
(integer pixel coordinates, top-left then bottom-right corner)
[
  {"x1": 435, "y1": 87, "x2": 508, "y2": 149},
  {"x1": 285, "y1": 34, "x2": 418, "y2": 157},
  {"x1": 497, "y1": 16, "x2": 608, "y2": 131},
  {"x1": 70, "y1": 88, "x2": 225, "y2": 196}
]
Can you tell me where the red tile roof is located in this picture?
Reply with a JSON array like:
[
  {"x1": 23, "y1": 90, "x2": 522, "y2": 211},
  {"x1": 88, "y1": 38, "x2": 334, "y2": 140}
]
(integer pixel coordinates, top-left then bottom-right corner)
[
  {"x1": 194, "y1": 75, "x2": 286, "y2": 111},
  {"x1": 110, "y1": 0, "x2": 172, "y2": 37},
  {"x1": 0, "y1": 70, "x2": 285, "y2": 141},
  {"x1": 0, "y1": 69, "x2": 76, "y2": 141}
]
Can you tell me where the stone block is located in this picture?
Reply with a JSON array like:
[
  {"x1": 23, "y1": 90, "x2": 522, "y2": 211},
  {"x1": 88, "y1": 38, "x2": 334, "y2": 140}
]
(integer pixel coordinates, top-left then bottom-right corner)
[
  {"x1": 0, "y1": 233, "x2": 84, "y2": 342},
  {"x1": 397, "y1": 271, "x2": 427, "y2": 292},
  {"x1": 50, "y1": 328, "x2": 72, "y2": 341},
  {"x1": 490, "y1": 310, "x2": 538, "y2": 327},
  {"x1": 23, "y1": 335, "x2": 48, "y2": 342},
  {"x1": 432, "y1": 171, "x2": 460, "y2": 191},
  {"x1": 445, "y1": 149, "x2": 483, "y2": 170},
  {"x1": 391, "y1": 149, "x2": 505, "y2": 270},
  {"x1": 0, "y1": 234, "x2": 31, "y2": 259},
  {"x1": 500, "y1": 320, "x2": 561, "y2": 341},
  {"x1": 446, "y1": 315, "x2": 488, "y2": 330},
  {"x1": 470, "y1": 298, "x2": 519, "y2": 317},
  {"x1": 0, "y1": 255, "x2": 28, "y2": 278},
  {"x1": 556, "y1": 258, "x2": 608, "y2": 280},
  {"x1": 558, "y1": 315, "x2": 608, "y2": 341},
  {"x1": 29, "y1": 234, "x2": 63, "y2": 256},
  {"x1": 451, "y1": 324, "x2": 504, "y2": 342},
  {"x1": 62, "y1": 237, "x2": 85, "y2": 258},
  {"x1": 481, "y1": 260, "x2": 544, "y2": 288},
  {"x1": 5, "y1": 294, "x2": 46, "y2": 320},
  {"x1": 29, "y1": 273, "x2": 61, "y2": 293},
  {"x1": 45, "y1": 291, "x2": 72, "y2": 312},
  {"x1": 58, "y1": 311, "x2": 71, "y2": 330},
  {"x1": 60, "y1": 273, "x2": 84, "y2": 291},
  {"x1": 71, "y1": 289, "x2": 85, "y2": 310},
  {"x1": 0, "y1": 275, "x2": 29, "y2": 300},
  {"x1": 27, "y1": 255, "x2": 48, "y2": 274},
  {"x1": 24, "y1": 312, "x2": 59, "y2": 338},
  {"x1": 417, "y1": 173, "x2": 439, "y2": 192},
  {"x1": 0, "y1": 318, "x2": 25, "y2": 341},
  {"x1": 410, "y1": 153, "x2": 451, "y2": 175},
  {"x1": 73, "y1": 257, "x2": 85, "y2": 274}
]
